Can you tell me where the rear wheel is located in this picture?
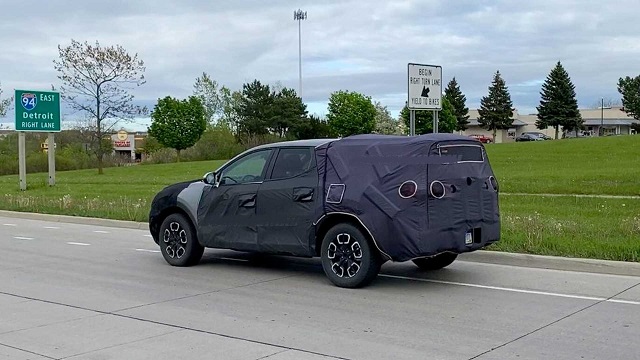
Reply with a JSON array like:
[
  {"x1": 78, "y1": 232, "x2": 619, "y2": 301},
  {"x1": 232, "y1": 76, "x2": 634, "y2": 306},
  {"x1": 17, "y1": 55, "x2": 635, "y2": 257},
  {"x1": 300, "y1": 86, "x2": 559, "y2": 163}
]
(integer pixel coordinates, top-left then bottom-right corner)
[
  {"x1": 159, "y1": 213, "x2": 204, "y2": 267},
  {"x1": 412, "y1": 252, "x2": 458, "y2": 270},
  {"x1": 320, "y1": 223, "x2": 382, "y2": 288}
]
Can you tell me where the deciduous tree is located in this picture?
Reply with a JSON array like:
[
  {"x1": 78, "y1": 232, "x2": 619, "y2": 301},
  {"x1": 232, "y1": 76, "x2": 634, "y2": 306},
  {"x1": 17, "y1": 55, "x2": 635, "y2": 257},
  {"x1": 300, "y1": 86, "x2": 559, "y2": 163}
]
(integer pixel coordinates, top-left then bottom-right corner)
[
  {"x1": 193, "y1": 72, "x2": 230, "y2": 125},
  {"x1": 536, "y1": 61, "x2": 582, "y2": 139},
  {"x1": 0, "y1": 82, "x2": 13, "y2": 117},
  {"x1": 373, "y1": 101, "x2": 402, "y2": 135},
  {"x1": 400, "y1": 97, "x2": 457, "y2": 134},
  {"x1": 326, "y1": 90, "x2": 376, "y2": 137},
  {"x1": 478, "y1": 71, "x2": 515, "y2": 142},
  {"x1": 148, "y1": 96, "x2": 206, "y2": 162},
  {"x1": 53, "y1": 39, "x2": 146, "y2": 174}
]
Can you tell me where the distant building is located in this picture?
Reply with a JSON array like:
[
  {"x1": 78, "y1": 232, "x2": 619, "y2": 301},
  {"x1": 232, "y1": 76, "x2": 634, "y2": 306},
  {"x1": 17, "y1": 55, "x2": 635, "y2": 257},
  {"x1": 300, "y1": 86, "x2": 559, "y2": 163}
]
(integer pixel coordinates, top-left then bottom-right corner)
[
  {"x1": 462, "y1": 106, "x2": 638, "y2": 142},
  {"x1": 109, "y1": 129, "x2": 148, "y2": 162}
]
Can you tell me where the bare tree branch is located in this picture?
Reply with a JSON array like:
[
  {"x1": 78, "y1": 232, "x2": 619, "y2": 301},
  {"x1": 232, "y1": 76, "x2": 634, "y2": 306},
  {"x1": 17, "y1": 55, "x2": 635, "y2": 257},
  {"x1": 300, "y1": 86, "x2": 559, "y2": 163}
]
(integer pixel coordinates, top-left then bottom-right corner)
[
  {"x1": 53, "y1": 39, "x2": 146, "y2": 174},
  {"x1": 0, "y1": 82, "x2": 14, "y2": 117}
]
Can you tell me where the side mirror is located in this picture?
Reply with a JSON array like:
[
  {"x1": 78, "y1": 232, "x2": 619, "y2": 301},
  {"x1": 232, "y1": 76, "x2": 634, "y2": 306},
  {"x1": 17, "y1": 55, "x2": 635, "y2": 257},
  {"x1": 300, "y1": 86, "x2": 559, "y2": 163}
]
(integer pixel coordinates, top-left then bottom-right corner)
[{"x1": 203, "y1": 171, "x2": 217, "y2": 185}]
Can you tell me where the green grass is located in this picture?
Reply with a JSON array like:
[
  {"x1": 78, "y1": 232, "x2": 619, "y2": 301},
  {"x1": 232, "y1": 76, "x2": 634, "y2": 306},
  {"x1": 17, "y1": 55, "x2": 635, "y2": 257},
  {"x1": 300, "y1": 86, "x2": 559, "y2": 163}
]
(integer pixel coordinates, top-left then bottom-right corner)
[
  {"x1": 0, "y1": 135, "x2": 639, "y2": 262},
  {"x1": 0, "y1": 160, "x2": 225, "y2": 221},
  {"x1": 488, "y1": 195, "x2": 640, "y2": 262},
  {"x1": 485, "y1": 135, "x2": 640, "y2": 196}
]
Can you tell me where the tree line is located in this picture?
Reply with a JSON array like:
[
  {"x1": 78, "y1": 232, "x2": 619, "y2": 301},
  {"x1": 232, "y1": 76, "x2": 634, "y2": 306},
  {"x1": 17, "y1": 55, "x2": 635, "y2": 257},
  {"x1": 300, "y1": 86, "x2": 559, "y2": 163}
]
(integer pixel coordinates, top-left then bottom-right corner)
[{"x1": 1, "y1": 39, "x2": 640, "y2": 172}]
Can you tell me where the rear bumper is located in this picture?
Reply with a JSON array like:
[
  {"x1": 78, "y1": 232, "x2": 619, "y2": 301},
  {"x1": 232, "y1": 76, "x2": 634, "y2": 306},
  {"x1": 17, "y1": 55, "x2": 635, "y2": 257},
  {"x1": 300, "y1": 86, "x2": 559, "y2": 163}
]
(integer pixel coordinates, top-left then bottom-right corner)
[
  {"x1": 381, "y1": 221, "x2": 500, "y2": 262},
  {"x1": 418, "y1": 222, "x2": 500, "y2": 257}
]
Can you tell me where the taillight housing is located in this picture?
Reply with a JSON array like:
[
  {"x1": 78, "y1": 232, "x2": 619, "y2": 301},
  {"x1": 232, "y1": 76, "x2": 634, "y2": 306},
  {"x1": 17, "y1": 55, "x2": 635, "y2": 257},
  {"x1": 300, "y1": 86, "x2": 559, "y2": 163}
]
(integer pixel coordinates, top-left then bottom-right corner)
[{"x1": 429, "y1": 180, "x2": 446, "y2": 199}]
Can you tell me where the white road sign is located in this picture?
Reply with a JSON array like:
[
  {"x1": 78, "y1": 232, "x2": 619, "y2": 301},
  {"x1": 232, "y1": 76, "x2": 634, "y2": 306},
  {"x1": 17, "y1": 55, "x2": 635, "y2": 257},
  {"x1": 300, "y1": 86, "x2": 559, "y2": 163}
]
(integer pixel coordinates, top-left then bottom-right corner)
[{"x1": 407, "y1": 63, "x2": 442, "y2": 110}]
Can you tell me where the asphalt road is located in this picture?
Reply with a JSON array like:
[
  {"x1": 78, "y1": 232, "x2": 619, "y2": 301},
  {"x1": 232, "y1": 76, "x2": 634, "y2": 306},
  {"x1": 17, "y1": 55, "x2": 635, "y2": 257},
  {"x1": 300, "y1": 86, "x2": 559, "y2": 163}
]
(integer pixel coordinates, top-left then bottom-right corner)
[{"x1": 1, "y1": 215, "x2": 638, "y2": 360}]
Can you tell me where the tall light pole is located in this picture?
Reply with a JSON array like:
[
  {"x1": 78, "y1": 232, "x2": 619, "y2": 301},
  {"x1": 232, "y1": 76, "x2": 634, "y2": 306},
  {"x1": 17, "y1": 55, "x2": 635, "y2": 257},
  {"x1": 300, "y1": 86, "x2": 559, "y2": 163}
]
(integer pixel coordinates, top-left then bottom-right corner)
[
  {"x1": 600, "y1": 97, "x2": 604, "y2": 136},
  {"x1": 294, "y1": 9, "x2": 307, "y2": 100}
]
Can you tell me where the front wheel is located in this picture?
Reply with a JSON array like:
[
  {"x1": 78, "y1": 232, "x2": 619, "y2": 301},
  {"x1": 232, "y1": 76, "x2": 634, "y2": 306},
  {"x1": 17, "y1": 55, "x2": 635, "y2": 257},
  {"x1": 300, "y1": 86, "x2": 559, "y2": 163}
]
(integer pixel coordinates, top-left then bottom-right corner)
[
  {"x1": 320, "y1": 223, "x2": 382, "y2": 288},
  {"x1": 412, "y1": 252, "x2": 458, "y2": 270},
  {"x1": 159, "y1": 213, "x2": 204, "y2": 267}
]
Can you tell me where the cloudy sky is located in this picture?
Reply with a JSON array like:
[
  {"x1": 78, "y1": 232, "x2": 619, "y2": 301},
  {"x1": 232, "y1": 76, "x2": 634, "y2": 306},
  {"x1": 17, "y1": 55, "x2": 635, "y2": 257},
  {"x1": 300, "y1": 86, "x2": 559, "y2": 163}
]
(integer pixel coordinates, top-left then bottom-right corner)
[{"x1": 1, "y1": 0, "x2": 638, "y2": 130}]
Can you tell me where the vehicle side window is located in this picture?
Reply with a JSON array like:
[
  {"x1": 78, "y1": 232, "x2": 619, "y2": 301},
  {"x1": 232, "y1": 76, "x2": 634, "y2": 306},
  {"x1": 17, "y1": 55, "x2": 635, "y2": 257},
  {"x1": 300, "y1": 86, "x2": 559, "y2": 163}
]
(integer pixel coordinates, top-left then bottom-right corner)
[
  {"x1": 220, "y1": 149, "x2": 272, "y2": 185},
  {"x1": 270, "y1": 148, "x2": 313, "y2": 180}
]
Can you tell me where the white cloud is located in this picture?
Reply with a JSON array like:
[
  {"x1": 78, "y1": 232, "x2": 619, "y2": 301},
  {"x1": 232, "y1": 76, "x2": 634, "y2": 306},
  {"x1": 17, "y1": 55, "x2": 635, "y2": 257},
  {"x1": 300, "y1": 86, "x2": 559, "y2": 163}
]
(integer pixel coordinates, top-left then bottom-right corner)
[{"x1": 1, "y1": 0, "x2": 639, "y2": 123}]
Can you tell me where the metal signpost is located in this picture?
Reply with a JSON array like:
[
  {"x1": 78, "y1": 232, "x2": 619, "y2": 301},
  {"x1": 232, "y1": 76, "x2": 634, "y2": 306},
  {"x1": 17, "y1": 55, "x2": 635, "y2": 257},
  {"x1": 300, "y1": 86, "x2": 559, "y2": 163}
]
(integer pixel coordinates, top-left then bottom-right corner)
[
  {"x1": 14, "y1": 89, "x2": 61, "y2": 190},
  {"x1": 407, "y1": 63, "x2": 442, "y2": 135}
]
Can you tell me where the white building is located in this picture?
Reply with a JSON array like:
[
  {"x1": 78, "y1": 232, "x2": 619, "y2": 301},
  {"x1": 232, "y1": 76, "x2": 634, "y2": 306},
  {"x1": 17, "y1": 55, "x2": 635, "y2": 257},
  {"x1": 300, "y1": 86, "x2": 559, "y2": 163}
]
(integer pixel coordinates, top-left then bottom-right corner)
[{"x1": 462, "y1": 106, "x2": 638, "y2": 142}]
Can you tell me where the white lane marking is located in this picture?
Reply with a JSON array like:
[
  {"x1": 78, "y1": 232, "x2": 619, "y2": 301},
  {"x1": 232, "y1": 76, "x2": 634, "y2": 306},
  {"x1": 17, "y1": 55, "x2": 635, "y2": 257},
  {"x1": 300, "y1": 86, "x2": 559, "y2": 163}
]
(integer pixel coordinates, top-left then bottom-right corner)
[
  {"x1": 13, "y1": 236, "x2": 33, "y2": 240},
  {"x1": 379, "y1": 274, "x2": 640, "y2": 306},
  {"x1": 144, "y1": 235, "x2": 153, "y2": 238},
  {"x1": 93, "y1": 230, "x2": 110, "y2": 234},
  {"x1": 44, "y1": 226, "x2": 60, "y2": 229},
  {"x1": 3, "y1": 223, "x2": 17, "y2": 226},
  {"x1": 135, "y1": 249, "x2": 161, "y2": 253},
  {"x1": 67, "y1": 242, "x2": 91, "y2": 246}
]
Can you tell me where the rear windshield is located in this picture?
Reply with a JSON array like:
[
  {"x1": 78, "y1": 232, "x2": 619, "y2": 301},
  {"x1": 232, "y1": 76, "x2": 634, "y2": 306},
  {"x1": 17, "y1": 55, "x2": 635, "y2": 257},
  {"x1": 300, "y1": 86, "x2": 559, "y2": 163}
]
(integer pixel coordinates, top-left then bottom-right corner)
[{"x1": 438, "y1": 145, "x2": 484, "y2": 162}]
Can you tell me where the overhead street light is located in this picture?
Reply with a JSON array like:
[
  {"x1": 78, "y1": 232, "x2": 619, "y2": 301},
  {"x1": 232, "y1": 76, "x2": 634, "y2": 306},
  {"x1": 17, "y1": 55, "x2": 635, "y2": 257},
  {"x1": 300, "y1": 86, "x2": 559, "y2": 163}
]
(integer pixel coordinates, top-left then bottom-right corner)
[{"x1": 294, "y1": 9, "x2": 307, "y2": 100}]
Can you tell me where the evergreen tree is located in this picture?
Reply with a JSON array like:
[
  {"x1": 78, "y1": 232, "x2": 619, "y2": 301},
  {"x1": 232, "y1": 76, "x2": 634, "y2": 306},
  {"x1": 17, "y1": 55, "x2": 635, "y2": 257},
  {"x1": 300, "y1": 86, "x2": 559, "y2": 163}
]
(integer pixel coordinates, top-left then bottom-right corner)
[
  {"x1": 477, "y1": 71, "x2": 515, "y2": 142},
  {"x1": 536, "y1": 61, "x2": 582, "y2": 139},
  {"x1": 617, "y1": 75, "x2": 640, "y2": 120},
  {"x1": 444, "y1": 77, "x2": 470, "y2": 131}
]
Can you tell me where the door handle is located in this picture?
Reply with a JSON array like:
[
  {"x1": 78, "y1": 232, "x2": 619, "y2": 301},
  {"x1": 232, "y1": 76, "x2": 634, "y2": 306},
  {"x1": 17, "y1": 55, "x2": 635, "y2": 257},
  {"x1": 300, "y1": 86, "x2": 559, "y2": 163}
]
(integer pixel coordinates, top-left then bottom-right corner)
[
  {"x1": 293, "y1": 188, "x2": 314, "y2": 202},
  {"x1": 239, "y1": 194, "x2": 256, "y2": 208}
]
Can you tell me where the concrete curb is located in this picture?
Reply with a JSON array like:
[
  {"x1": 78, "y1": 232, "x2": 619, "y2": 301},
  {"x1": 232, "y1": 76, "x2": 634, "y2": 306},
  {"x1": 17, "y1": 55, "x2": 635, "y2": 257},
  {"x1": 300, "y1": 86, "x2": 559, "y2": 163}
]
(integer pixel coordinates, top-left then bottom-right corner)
[
  {"x1": 0, "y1": 210, "x2": 148, "y2": 230},
  {"x1": 459, "y1": 251, "x2": 640, "y2": 277},
  {"x1": 1, "y1": 210, "x2": 639, "y2": 277}
]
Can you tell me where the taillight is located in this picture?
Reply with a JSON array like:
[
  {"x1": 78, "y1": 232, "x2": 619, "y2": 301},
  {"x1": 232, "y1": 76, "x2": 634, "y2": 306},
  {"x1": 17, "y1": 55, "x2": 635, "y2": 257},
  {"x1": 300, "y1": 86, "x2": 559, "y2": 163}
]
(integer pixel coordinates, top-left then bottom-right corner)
[
  {"x1": 398, "y1": 180, "x2": 417, "y2": 199},
  {"x1": 429, "y1": 180, "x2": 446, "y2": 199}
]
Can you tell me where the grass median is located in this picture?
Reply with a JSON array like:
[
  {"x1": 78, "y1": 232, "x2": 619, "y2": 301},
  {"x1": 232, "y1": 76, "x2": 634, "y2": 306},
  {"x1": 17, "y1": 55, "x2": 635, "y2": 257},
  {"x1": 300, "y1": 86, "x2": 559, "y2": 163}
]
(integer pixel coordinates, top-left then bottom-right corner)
[
  {"x1": 486, "y1": 135, "x2": 640, "y2": 196},
  {"x1": 0, "y1": 136, "x2": 638, "y2": 262}
]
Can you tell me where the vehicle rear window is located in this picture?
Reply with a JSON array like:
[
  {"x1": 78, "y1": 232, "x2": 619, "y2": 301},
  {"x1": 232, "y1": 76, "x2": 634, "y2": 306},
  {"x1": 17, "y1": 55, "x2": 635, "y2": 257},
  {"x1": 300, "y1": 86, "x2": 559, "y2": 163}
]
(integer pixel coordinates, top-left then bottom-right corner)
[{"x1": 438, "y1": 145, "x2": 484, "y2": 162}]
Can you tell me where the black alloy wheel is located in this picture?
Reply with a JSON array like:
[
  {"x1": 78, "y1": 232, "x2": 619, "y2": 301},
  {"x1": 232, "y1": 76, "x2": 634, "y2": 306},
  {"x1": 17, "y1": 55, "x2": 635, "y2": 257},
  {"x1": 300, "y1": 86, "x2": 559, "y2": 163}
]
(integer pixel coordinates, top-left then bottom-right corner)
[
  {"x1": 159, "y1": 213, "x2": 204, "y2": 267},
  {"x1": 321, "y1": 223, "x2": 382, "y2": 288}
]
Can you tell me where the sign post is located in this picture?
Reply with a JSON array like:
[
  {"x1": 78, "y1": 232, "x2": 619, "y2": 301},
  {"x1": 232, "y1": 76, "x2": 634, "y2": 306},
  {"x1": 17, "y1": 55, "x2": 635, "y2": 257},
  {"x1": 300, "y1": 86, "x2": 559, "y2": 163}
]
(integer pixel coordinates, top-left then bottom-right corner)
[
  {"x1": 14, "y1": 89, "x2": 61, "y2": 190},
  {"x1": 407, "y1": 63, "x2": 442, "y2": 135},
  {"x1": 18, "y1": 132, "x2": 26, "y2": 191},
  {"x1": 48, "y1": 133, "x2": 56, "y2": 186}
]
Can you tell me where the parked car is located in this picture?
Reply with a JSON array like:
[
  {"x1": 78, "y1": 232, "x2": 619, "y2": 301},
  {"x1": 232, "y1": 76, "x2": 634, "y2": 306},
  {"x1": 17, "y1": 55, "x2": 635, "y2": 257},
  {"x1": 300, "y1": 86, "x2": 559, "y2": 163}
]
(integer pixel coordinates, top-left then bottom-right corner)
[
  {"x1": 522, "y1": 132, "x2": 552, "y2": 140},
  {"x1": 148, "y1": 134, "x2": 501, "y2": 288},
  {"x1": 515, "y1": 133, "x2": 544, "y2": 142},
  {"x1": 468, "y1": 134, "x2": 493, "y2": 143},
  {"x1": 563, "y1": 130, "x2": 590, "y2": 138}
]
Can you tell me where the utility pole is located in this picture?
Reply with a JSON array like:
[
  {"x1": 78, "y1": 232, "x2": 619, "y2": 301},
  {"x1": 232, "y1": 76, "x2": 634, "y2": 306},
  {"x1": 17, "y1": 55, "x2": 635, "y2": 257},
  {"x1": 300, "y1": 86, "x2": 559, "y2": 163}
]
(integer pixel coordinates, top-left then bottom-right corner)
[
  {"x1": 294, "y1": 9, "x2": 307, "y2": 100},
  {"x1": 601, "y1": 97, "x2": 604, "y2": 136}
]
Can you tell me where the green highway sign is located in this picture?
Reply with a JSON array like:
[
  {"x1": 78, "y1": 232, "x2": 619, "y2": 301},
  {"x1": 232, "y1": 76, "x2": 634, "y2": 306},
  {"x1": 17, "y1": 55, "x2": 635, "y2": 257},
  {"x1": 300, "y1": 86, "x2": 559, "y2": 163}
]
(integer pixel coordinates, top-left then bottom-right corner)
[{"x1": 14, "y1": 89, "x2": 61, "y2": 132}]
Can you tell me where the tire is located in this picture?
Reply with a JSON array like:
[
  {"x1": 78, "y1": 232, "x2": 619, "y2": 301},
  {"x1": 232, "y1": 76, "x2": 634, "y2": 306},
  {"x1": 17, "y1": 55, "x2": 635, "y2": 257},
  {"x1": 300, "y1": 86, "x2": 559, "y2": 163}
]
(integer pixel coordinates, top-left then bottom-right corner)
[
  {"x1": 412, "y1": 252, "x2": 458, "y2": 270},
  {"x1": 320, "y1": 223, "x2": 382, "y2": 288},
  {"x1": 158, "y1": 213, "x2": 204, "y2": 267}
]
